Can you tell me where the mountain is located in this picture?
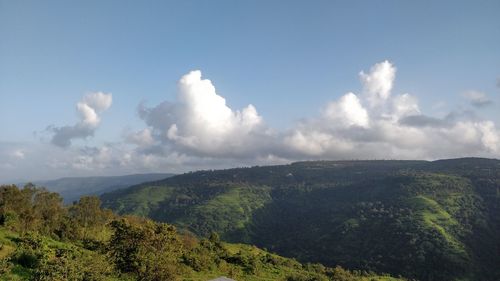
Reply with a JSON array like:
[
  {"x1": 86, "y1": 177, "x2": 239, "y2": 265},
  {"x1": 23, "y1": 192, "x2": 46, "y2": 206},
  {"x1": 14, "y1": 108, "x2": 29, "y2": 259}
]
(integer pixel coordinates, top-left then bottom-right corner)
[
  {"x1": 28, "y1": 173, "x2": 174, "y2": 203},
  {"x1": 101, "y1": 158, "x2": 500, "y2": 281}
]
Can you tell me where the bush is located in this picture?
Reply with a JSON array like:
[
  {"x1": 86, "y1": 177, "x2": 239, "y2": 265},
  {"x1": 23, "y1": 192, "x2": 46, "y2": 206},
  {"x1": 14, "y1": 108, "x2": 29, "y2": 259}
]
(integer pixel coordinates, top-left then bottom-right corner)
[
  {"x1": 11, "y1": 233, "x2": 48, "y2": 269},
  {"x1": 33, "y1": 248, "x2": 114, "y2": 281},
  {"x1": 330, "y1": 266, "x2": 358, "y2": 281}
]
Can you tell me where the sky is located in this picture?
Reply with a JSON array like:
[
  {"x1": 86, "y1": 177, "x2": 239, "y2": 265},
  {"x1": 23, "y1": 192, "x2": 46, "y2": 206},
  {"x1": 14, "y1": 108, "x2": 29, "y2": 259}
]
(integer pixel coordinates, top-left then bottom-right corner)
[{"x1": 1, "y1": 0, "x2": 500, "y2": 182}]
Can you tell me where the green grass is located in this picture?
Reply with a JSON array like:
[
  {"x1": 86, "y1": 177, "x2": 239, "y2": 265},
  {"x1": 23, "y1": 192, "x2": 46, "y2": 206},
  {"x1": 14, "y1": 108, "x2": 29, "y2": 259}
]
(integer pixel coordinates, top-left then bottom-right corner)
[
  {"x1": 407, "y1": 195, "x2": 466, "y2": 254},
  {"x1": 177, "y1": 186, "x2": 272, "y2": 240},
  {"x1": 0, "y1": 264, "x2": 32, "y2": 281},
  {"x1": 110, "y1": 185, "x2": 174, "y2": 216},
  {"x1": 0, "y1": 228, "x2": 18, "y2": 259}
]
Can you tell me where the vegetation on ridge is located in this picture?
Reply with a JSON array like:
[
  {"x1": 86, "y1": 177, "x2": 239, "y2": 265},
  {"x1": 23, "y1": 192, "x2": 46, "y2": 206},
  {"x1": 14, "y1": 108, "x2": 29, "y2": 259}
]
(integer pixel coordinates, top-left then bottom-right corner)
[
  {"x1": 102, "y1": 158, "x2": 500, "y2": 281},
  {"x1": 0, "y1": 184, "x2": 402, "y2": 281}
]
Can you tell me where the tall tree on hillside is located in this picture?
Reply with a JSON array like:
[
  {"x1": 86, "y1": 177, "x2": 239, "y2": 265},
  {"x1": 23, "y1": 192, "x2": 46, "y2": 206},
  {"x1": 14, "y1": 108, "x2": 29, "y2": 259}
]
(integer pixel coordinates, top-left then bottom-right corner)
[
  {"x1": 69, "y1": 196, "x2": 112, "y2": 239},
  {"x1": 0, "y1": 184, "x2": 39, "y2": 233},
  {"x1": 33, "y1": 190, "x2": 66, "y2": 236}
]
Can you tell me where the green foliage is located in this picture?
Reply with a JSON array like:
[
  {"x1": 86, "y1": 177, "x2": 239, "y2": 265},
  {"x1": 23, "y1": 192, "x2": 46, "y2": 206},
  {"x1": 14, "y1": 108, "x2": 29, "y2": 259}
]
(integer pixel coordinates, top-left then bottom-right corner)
[
  {"x1": 32, "y1": 248, "x2": 114, "y2": 281},
  {"x1": 0, "y1": 257, "x2": 13, "y2": 275},
  {"x1": 33, "y1": 190, "x2": 66, "y2": 236},
  {"x1": 329, "y1": 266, "x2": 362, "y2": 281},
  {"x1": 103, "y1": 184, "x2": 272, "y2": 243},
  {"x1": 102, "y1": 158, "x2": 500, "y2": 281},
  {"x1": 0, "y1": 184, "x2": 40, "y2": 233},
  {"x1": 108, "y1": 218, "x2": 182, "y2": 280},
  {"x1": 68, "y1": 196, "x2": 114, "y2": 240},
  {"x1": 0, "y1": 184, "x2": 396, "y2": 281},
  {"x1": 11, "y1": 233, "x2": 49, "y2": 269}
]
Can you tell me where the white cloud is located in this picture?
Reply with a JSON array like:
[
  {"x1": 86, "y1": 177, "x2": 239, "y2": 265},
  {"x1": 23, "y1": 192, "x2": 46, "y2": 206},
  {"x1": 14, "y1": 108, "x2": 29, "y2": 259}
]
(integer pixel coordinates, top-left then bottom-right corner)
[
  {"x1": 48, "y1": 92, "x2": 112, "y2": 147},
  {"x1": 17, "y1": 61, "x2": 498, "y2": 182},
  {"x1": 283, "y1": 129, "x2": 355, "y2": 157},
  {"x1": 130, "y1": 62, "x2": 500, "y2": 164},
  {"x1": 323, "y1": 92, "x2": 369, "y2": 128},
  {"x1": 476, "y1": 121, "x2": 500, "y2": 153},
  {"x1": 126, "y1": 128, "x2": 155, "y2": 147},
  {"x1": 82, "y1": 92, "x2": 112, "y2": 112},
  {"x1": 11, "y1": 149, "x2": 25, "y2": 160},
  {"x1": 138, "y1": 70, "x2": 274, "y2": 158},
  {"x1": 284, "y1": 61, "x2": 500, "y2": 160},
  {"x1": 462, "y1": 90, "x2": 492, "y2": 107},
  {"x1": 391, "y1": 93, "x2": 420, "y2": 119},
  {"x1": 360, "y1": 60, "x2": 396, "y2": 107}
]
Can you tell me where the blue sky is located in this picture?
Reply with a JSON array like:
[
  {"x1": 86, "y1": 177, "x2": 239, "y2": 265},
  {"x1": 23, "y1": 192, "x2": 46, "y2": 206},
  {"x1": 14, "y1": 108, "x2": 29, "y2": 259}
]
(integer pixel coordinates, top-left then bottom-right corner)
[{"x1": 1, "y1": 0, "x2": 500, "y2": 181}]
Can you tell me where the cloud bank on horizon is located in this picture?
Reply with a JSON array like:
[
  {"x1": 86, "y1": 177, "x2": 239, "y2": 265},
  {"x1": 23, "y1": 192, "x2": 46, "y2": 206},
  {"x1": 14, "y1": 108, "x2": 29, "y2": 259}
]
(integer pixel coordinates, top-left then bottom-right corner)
[
  {"x1": 134, "y1": 60, "x2": 499, "y2": 160},
  {"x1": 284, "y1": 61, "x2": 498, "y2": 159},
  {"x1": 2, "y1": 61, "x2": 499, "y2": 180}
]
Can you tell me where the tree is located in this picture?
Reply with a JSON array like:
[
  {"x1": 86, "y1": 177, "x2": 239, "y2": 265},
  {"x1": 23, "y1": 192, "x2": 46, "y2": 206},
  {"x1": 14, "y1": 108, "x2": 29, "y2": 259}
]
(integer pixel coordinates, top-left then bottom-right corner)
[
  {"x1": 33, "y1": 190, "x2": 66, "y2": 236},
  {"x1": 0, "y1": 184, "x2": 39, "y2": 233},
  {"x1": 69, "y1": 196, "x2": 112, "y2": 240},
  {"x1": 108, "y1": 218, "x2": 182, "y2": 280}
]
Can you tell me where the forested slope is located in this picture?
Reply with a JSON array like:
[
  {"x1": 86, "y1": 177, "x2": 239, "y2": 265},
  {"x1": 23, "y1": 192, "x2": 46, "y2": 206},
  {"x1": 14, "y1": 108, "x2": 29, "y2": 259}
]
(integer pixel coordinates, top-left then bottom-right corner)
[
  {"x1": 0, "y1": 184, "x2": 400, "y2": 281},
  {"x1": 102, "y1": 158, "x2": 500, "y2": 281}
]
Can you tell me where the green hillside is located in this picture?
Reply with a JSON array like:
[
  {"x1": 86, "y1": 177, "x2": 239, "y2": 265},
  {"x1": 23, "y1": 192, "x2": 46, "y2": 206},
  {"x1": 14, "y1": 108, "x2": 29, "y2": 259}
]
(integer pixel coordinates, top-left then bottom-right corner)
[
  {"x1": 102, "y1": 158, "x2": 500, "y2": 281},
  {"x1": 0, "y1": 184, "x2": 402, "y2": 281}
]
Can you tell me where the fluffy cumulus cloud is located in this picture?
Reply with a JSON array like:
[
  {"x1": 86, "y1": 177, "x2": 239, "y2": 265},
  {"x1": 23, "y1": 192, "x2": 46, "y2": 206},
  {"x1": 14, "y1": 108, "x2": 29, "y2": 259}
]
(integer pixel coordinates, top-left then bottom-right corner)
[
  {"x1": 283, "y1": 61, "x2": 500, "y2": 159},
  {"x1": 136, "y1": 70, "x2": 274, "y2": 158},
  {"x1": 48, "y1": 92, "x2": 112, "y2": 147},
  {"x1": 360, "y1": 60, "x2": 396, "y2": 108},
  {"x1": 126, "y1": 128, "x2": 155, "y2": 147},
  {"x1": 17, "y1": 61, "x2": 499, "y2": 182},
  {"x1": 128, "y1": 62, "x2": 499, "y2": 164},
  {"x1": 323, "y1": 92, "x2": 370, "y2": 128}
]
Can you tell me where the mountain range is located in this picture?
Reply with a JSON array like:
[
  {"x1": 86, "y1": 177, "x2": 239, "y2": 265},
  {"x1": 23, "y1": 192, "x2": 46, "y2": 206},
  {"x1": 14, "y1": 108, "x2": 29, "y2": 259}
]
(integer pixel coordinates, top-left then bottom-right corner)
[{"x1": 26, "y1": 173, "x2": 174, "y2": 203}]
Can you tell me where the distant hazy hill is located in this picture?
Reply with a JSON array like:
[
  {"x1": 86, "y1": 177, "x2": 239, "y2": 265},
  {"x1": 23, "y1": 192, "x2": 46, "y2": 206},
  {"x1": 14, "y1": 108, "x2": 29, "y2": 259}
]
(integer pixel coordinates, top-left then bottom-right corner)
[
  {"x1": 101, "y1": 158, "x2": 500, "y2": 281},
  {"x1": 30, "y1": 173, "x2": 174, "y2": 203}
]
